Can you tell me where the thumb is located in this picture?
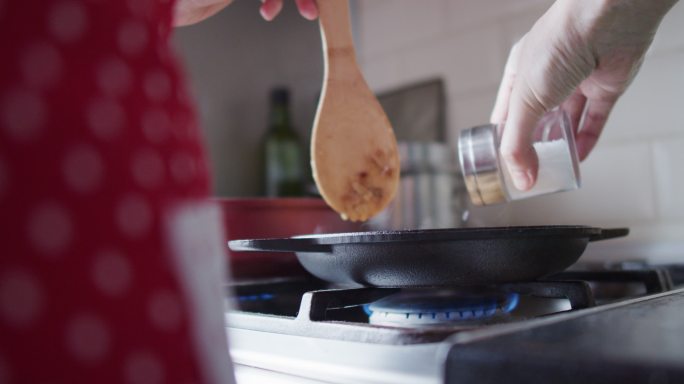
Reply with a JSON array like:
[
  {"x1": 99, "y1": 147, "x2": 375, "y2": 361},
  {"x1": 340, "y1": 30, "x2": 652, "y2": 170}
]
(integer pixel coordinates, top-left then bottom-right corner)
[{"x1": 499, "y1": 77, "x2": 545, "y2": 192}]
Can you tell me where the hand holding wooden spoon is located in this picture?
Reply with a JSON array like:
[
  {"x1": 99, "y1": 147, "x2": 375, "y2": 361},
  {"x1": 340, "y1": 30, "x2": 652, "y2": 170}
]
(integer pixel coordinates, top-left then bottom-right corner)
[{"x1": 311, "y1": 0, "x2": 400, "y2": 222}]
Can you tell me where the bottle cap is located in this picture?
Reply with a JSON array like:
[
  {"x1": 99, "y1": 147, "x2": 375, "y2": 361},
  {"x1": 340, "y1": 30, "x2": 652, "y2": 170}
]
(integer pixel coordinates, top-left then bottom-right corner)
[{"x1": 271, "y1": 87, "x2": 290, "y2": 105}]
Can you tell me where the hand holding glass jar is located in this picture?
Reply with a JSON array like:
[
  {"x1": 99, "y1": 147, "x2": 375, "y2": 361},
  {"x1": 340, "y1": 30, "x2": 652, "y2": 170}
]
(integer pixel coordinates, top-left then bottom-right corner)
[
  {"x1": 458, "y1": 108, "x2": 580, "y2": 206},
  {"x1": 489, "y1": 0, "x2": 678, "y2": 192}
]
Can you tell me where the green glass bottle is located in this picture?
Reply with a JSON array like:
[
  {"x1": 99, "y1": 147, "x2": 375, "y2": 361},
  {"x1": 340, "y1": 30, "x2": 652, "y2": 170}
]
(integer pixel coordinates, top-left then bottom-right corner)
[{"x1": 262, "y1": 88, "x2": 305, "y2": 197}]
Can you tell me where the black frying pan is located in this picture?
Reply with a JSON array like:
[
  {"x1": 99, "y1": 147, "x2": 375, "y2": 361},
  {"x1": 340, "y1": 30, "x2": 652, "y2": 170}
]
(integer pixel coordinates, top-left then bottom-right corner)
[{"x1": 228, "y1": 226, "x2": 629, "y2": 287}]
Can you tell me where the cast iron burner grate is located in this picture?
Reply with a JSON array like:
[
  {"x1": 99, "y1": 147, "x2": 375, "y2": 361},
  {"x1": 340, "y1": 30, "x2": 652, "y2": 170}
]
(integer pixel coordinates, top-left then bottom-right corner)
[{"x1": 226, "y1": 266, "x2": 674, "y2": 345}]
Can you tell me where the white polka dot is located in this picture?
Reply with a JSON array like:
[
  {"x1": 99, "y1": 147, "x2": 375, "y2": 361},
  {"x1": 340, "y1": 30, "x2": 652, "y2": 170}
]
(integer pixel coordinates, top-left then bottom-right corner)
[
  {"x1": 170, "y1": 153, "x2": 196, "y2": 184},
  {"x1": 143, "y1": 70, "x2": 171, "y2": 102},
  {"x1": 131, "y1": 149, "x2": 164, "y2": 189},
  {"x1": 62, "y1": 144, "x2": 104, "y2": 194},
  {"x1": 0, "y1": 269, "x2": 43, "y2": 328},
  {"x1": 0, "y1": 159, "x2": 7, "y2": 199},
  {"x1": 1, "y1": 88, "x2": 46, "y2": 142},
  {"x1": 49, "y1": 1, "x2": 88, "y2": 43},
  {"x1": 96, "y1": 57, "x2": 132, "y2": 97},
  {"x1": 28, "y1": 203, "x2": 73, "y2": 256},
  {"x1": 91, "y1": 249, "x2": 132, "y2": 296},
  {"x1": 87, "y1": 98, "x2": 125, "y2": 140},
  {"x1": 116, "y1": 195, "x2": 152, "y2": 238},
  {"x1": 118, "y1": 20, "x2": 148, "y2": 56},
  {"x1": 124, "y1": 351, "x2": 164, "y2": 384},
  {"x1": 147, "y1": 290, "x2": 182, "y2": 332},
  {"x1": 65, "y1": 313, "x2": 110, "y2": 363},
  {"x1": 141, "y1": 109, "x2": 170, "y2": 143},
  {"x1": 21, "y1": 41, "x2": 63, "y2": 89}
]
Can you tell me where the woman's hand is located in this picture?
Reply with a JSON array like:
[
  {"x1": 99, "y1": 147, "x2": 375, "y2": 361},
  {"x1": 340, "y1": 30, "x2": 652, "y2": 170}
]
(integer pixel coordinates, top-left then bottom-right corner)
[
  {"x1": 491, "y1": 0, "x2": 677, "y2": 191},
  {"x1": 174, "y1": 0, "x2": 318, "y2": 27}
]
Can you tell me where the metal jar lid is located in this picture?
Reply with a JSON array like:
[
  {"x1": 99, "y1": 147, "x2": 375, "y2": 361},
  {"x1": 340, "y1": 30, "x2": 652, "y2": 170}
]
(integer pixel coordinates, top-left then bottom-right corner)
[{"x1": 457, "y1": 124, "x2": 507, "y2": 205}]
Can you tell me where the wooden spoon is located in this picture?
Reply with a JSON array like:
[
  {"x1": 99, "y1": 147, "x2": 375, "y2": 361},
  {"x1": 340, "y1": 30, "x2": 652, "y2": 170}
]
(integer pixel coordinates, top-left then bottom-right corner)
[{"x1": 311, "y1": 0, "x2": 400, "y2": 222}]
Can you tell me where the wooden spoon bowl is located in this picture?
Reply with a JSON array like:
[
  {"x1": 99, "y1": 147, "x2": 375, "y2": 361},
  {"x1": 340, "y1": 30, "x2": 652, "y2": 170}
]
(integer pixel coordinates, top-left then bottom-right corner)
[{"x1": 312, "y1": 0, "x2": 400, "y2": 222}]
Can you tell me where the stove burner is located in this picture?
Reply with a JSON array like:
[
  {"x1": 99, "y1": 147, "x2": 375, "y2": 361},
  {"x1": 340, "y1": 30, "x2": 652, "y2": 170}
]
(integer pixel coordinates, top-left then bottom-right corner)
[{"x1": 366, "y1": 290, "x2": 519, "y2": 327}]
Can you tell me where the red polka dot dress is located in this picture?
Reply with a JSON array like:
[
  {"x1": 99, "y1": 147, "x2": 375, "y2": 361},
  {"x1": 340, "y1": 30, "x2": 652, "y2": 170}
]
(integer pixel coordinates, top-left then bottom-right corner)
[{"x1": 0, "y1": 0, "x2": 233, "y2": 383}]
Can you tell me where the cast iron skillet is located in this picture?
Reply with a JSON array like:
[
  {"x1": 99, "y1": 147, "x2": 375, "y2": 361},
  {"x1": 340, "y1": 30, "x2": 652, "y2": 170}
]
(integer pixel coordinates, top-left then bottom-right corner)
[{"x1": 228, "y1": 226, "x2": 629, "y2": 287}]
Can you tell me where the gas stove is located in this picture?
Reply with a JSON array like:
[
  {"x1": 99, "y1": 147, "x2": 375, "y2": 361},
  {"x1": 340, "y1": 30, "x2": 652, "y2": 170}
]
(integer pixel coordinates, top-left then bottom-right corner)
[{"x1": 224, "y1": 262, "x2": 684, "y2": 383}]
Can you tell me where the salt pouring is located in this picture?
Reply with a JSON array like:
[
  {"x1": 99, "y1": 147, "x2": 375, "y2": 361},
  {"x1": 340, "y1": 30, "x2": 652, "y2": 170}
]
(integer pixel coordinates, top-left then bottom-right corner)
[{"x1": 458, "y1": 108, "x2": 581, "y2": 205}]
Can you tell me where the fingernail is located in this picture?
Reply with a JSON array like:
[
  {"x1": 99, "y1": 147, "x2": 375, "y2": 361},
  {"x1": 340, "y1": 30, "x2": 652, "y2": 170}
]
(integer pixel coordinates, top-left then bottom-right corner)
[
  {"x1": 259, "y1": 6, "x2": 273, "y2": 21},
  {"x1": 511, "y1": 170, "x2": 533, "y2": 191}
]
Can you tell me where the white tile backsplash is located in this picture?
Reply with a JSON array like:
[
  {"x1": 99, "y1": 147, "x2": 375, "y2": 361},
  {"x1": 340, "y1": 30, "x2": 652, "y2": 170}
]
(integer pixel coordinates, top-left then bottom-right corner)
[
  {"x1": 356, "y1": 0, "x2": 448, "y2": 60},
  {"x1": 600, "y1": 50, "x2": 684, "y2": 144},
  {"x1": 647, "y1": 1, "x2": 684, "y2": 57},
  {"x1": 359, "y1": 54, "x2": 401, "y2": 93},
  {"x1": 653, "y1": 137, "x2": 684, "y2": 220},
  {"x1": 445, "y1": 0, "x2": 553, "y2": 35},
  {"x1": 387, "y1": 26, "x2": 503, "y2": 97},
  {"x1": 449, "y1": 86, "x2": 497, "y2": 134}
]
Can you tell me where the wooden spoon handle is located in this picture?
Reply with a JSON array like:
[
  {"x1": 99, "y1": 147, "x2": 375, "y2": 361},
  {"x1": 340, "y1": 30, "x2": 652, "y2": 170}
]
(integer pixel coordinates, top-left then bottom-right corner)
[{"x1": 318, "y1": 0, "x2": 356, "y2": 57}]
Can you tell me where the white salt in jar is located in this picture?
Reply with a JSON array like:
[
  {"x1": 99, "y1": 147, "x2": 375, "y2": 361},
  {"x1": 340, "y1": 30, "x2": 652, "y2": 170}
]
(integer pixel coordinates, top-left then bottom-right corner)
[{"x1": 458, "y1": 108, "x2": 581, "y2": 205}]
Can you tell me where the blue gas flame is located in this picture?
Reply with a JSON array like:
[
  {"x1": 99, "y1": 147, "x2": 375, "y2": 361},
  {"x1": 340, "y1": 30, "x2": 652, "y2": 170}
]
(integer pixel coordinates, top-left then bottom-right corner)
[{"x1": 237, "y1": 293, "x2": 275, "y2": 302}]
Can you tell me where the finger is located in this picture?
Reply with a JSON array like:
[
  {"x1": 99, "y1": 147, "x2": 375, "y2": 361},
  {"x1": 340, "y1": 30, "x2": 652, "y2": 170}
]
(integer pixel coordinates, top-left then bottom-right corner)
[
  {"x1": 575, "y1": 97, "x2": 616, "y2": 161},
  {"x1": 260, "y1": 0, "x2": 283, "y2": 21},
  {"x1": 500, "y1": 65, "x2": 550, "y2": 191},
  {"x1": 295, "y1": 0, "x2": 318, "y2": 20},
  {"x1": 560, "y1": 87, "x2": 587, "y2": 136},
  {"x1": 490, "y1": 41, "x2": 523, "y2": 124},
  {"x1": 173, "y1": 1, "x2": 233, "y2": 26}
]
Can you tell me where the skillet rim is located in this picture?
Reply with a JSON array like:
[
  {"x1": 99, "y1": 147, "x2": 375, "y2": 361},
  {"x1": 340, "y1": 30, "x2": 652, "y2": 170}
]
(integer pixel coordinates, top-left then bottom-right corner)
[{"x1": 288, "y1": 225, "x2": 601, "y2": 245}]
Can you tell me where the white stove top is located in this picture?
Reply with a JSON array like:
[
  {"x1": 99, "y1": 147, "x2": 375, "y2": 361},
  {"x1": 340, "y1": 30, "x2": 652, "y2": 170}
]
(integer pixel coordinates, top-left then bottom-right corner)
[{"x1": 228, "y1": 325, "x2": 445, "y2": 384}]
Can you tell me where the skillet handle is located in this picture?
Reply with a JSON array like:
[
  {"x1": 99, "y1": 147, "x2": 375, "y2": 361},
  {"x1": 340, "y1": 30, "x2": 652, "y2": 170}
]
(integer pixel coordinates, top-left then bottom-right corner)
[
  {"x1": 589, "y1": 228, "x2": 629, "y2": 242},
  {"x1": 228, "y1": 238, "x2": 333, "y2": 254}
]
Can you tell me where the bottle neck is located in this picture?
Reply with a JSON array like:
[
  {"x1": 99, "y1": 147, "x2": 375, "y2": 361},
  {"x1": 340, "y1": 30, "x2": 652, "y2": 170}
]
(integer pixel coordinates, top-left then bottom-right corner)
[{"x1": 270, "y1": 104, "x2": 291, "y2": 132}]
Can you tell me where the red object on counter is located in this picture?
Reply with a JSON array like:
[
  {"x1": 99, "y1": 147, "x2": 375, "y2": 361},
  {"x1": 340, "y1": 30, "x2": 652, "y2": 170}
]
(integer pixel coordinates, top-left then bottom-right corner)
[{"x1": 217, "y1": 198, "x2": 362, "y2": 278}]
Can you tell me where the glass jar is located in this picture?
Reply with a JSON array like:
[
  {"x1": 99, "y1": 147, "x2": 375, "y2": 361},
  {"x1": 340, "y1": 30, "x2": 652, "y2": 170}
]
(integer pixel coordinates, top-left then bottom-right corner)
[{"x1": 457, "y1": 108, "x2": 581, "y2": 206}]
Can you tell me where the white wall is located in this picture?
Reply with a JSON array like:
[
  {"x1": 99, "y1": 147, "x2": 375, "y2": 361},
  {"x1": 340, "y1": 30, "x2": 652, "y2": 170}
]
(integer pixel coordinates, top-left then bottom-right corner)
[
  {"x1": 173, "y1": 0, "x2": 322, "y2": 197},
  {"x1": 355, "y1": 0, "x2": 684, "y2": 261}
]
